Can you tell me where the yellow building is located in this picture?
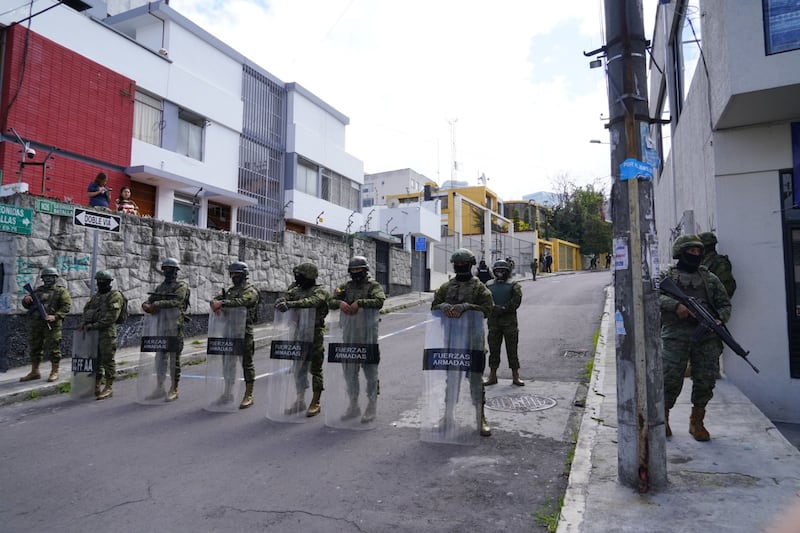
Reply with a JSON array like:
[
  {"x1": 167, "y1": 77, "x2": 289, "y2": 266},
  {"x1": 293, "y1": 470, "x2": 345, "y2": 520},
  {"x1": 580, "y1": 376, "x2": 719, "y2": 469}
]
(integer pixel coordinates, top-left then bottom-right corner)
[{"x1": 539, "y1": 238, "x2": 581, "y2": 272}]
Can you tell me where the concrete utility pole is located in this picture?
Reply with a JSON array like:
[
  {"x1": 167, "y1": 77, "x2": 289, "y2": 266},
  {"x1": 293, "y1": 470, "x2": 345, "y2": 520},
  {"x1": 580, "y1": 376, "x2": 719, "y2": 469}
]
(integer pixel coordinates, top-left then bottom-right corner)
[{"x1": 603, "y1": 0, "x2": 666, "y2": 492}]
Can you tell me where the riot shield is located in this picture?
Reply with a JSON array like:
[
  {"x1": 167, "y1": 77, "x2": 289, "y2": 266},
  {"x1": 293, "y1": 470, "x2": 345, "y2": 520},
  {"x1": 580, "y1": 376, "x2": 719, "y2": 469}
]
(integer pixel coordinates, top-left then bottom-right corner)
[
  {"x1": 420, "y1": 309, "x2": 486, "y2": 445},
  {"x1": 204, "y1": 307, "x2": 247, "y2": 412},
  {"x1": 265, "y1": 308, "x2": 315, "y2": 423},
  {"x1": 136, "y1": 307, "x2": 180, "y2": 404},
  {"x1": 324, "y1": 308, "x2": 381, "y2": 430},
  {"x1": 71, "y1": 329, "x2": 98, "y2": 401}
]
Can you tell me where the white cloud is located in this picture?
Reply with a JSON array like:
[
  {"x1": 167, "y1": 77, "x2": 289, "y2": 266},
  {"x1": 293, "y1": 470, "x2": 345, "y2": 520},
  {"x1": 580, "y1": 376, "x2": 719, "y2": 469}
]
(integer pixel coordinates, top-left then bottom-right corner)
[{"x1": 168, "y1": 0, "x2": 656, "y2": 200}]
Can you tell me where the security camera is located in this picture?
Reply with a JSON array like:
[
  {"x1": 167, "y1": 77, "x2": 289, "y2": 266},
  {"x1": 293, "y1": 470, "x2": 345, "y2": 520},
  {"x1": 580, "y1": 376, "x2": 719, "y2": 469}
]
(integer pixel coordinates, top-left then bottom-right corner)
[{"x1": 25, "y1": 146, "x2": 35, "y2": 159}]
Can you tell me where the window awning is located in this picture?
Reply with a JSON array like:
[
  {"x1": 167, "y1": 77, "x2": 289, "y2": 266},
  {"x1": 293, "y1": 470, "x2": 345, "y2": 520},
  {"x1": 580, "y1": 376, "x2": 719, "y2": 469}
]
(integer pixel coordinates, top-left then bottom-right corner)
[
  {"x1": 126, "y1": 165, "x2": 257, "y2": 208},
  {"x1": 356, "y1": 231, "x2": 401, "y2": 244}
]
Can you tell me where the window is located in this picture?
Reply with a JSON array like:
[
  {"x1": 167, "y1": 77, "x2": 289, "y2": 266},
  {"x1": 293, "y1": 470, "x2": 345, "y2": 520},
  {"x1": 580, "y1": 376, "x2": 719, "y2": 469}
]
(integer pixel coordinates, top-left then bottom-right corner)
[
  {"x1": 764, "y1": 0, "x2": 800, "y2": 54},
  {"x1": 133, "y1": 91, "x2": 163, "y2": 146},
  {"x1": 296, "y1": 159, "x2": 318, "y2": 196},
  {"x1": 321, "y1": 168, "x2": 360, "y2": 211},
  {"x1": 173, "y1": 194, "x2": 199, "y2": 225},
  {"x1": 670, "y1": 0, "x2": 702, "y2": 113},
  {"x1": 177, "y1": 110, "x2": 204, "y2": 161}
]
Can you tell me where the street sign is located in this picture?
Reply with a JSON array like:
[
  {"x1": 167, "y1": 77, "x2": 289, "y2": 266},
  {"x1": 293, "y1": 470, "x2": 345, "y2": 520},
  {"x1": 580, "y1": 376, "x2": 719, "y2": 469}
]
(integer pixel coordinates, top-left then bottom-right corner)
[
  {"x1": 35, "y1": 198, "x2": 74, "y2": 217},
  {"x1": 73, "y1": 208, "x2": 121, "y2": 233},
  {"x1": 415, "y1": 236, "x2": 427, "y2": 251},
  {"x1": 0, "y1": 204, "x2": 33, "y2": 235},
  {"x1": 619, "y1": 158, "x2": 654, "y2": 181}
]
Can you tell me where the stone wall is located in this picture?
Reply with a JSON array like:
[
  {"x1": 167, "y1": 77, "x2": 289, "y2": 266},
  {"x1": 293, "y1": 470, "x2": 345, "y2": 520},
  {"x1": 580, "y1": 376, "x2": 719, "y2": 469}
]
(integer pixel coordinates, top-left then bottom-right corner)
[{"x1": 0, "y1": 193, "x2": 411, "y2": 369}]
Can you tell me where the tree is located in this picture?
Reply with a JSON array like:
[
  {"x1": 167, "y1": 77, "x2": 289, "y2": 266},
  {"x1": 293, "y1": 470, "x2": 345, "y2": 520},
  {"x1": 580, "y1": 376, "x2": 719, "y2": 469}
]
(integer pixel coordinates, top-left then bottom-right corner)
[{"x1": 548, "y1": 177, "x2": 611, "y2": 256}]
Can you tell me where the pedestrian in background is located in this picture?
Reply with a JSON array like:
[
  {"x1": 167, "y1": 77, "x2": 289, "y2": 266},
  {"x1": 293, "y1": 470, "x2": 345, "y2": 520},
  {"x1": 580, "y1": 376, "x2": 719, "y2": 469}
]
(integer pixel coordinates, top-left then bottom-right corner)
[
  {"x1": 275, "y1": 263, "x2": 329, "y2": 417},
  {"x1": 210, "y1": 261, "x2": 260, "y2": 409},
  {"x1": 79, "y1": 271, "x2": 125, "y2": 400},
  {"x1": 116, "y1": 186, "x2": 140, "y2": 216},
  {"x1": 660, "y1": 235, "x2": 731, "y2": 441},
  {"x1": 142, "y1": 257, "x2": 191, "y2": 401},
  {"x1": 20, "y1": 267, "x2": 72, "y2": 382},
  {"x1": 530, "y1": 258, "x2": 538, "y2": 281},
  {"x1": 88, "y1": 172, "x2": 111, "y2": 209},
  {"x1": 484, "y1": 260, "x2": 525, "y2": 387}
]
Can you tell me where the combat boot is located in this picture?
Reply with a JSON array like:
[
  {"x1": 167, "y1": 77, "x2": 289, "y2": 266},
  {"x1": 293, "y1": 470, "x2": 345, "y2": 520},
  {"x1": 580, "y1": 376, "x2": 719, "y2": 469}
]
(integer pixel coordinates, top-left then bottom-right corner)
[
  {"x1": 94, "y1": 376, "x2": 103, "y2": 398},
  {"x1": 239, "y1": 382, "x2": 254, "y2": 409},
  {"x1": 97, "y1": 379, "x2": 114, "y2": 400},
  {"x1": 19, "y1": 361, "x2": 41, "y2": 382},
  {"x1": 484, "y1": 367, "x2": 498, "y2": 386},
  {"x1": 689, "y1": 406, "x2": 710, "y2": 441},
  {"x1": 216, "y1": 380, "x2": 234, "y2": 405},
  {"x1": 47, "y1": 360, "x2": 60, "y2": 382},
  {"x1": 665, "y1": 409, "x2": 672, "y2": 437},
  {"x1": 285, "y1": 392, "x2": 307, "y2": 415},
  {"x1": 512, "y1": 369, "x2": 525, "y2": 387},
  {"x1": 361, "y1": 397, "x2": 377, "y2": 424},
  {"x1": 341, "y1": 397, "x2": 361, "y2": 421},
  {"x1": 165, "y1": 380, "x2": 179, "y2": 402},
  {"x1": 306, "y1": 390, "x2": 322, "y2": 417},
  {"x1": 146, "y1": 379, "x2": 166, "y2": 400},
  {"x1": 479, "y1": 405, "x2": 491, "y2": 437}
]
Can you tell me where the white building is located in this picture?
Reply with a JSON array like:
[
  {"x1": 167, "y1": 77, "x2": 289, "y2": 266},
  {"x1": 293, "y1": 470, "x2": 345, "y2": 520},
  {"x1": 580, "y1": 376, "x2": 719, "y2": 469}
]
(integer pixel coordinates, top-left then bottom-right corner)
[
  {"x1": 363, "y1": 168, "x2": 433, "y2": 208},
  {"x1": 648, "y1": 0, "x2": 800, "y2": 422}
]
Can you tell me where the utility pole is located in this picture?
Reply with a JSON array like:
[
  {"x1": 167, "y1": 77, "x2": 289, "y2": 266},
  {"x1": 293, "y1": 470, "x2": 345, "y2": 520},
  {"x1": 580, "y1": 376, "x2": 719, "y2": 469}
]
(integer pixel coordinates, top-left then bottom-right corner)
[{"x1": 603, "y1": 0, "x2": 666, "y2": 492}]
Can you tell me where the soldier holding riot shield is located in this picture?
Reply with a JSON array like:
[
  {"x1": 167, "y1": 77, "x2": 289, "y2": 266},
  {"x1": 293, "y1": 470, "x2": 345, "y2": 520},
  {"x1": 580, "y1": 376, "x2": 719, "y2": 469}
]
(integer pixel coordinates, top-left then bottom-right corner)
[
  {"x1": 139, "y1": 257, "x2": 190, "y2": 403},
  {"x1": 21, "y1": 267, "x2": 72, "y2": 382},
  {"x1": 326, "y1": 256, "x2": 385, "y2": 427},
  {"x1": 79, "y1": 271, "x2": 124, "y2": 400},
  {"x1": 425, "y1": 248, "x2": 493, "y2": 443}
]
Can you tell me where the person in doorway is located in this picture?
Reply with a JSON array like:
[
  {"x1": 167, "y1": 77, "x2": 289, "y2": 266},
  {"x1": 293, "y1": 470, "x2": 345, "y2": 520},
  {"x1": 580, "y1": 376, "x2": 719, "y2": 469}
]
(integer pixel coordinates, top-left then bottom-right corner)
[
  {"x1": 660, "y1": 235, "x2": 731, "y2": 441},
  {"x1": 116, "y1": 186, "x2": 140, "y2": 216},
  {"x1": 485, "y1": 260, "x2": 525, "y2": 387},
  {"x1": 275, "y1": 263, "x2": 330, "y2": 417},
  {"x1": 210, "y1": 261, "x2": 260, "y2": 409},
  {"x1": 545, "y1": 254, "x2": 553, "y2": 273},
  {"x1": 88, "y1": 172, "x2": 111, "y2": 209},
  {"x1": 142, "y1": 257, "x2": 191, "y2": 401},
  {"x1": 20, "y1": 267, "x2": 72, "y2": 382}
]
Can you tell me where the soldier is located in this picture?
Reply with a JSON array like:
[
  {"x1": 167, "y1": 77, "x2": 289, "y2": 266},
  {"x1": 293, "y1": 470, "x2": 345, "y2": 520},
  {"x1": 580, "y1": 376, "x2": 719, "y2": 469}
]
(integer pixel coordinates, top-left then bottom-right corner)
[
  {"x1": 660, "y1": 235, "x2": 732, "y2": 441},
  {"x1": 20, "y1": 267, "x2": 72, "y2": 382},
  {"x1": 699, "y1": 232, "x2": 737, "y2": 298},
  {"x1": 431, "y1": 248, "x2": 493, "y2": 437},
  {"x1": 328, "y1": 255, "x2": 386, "y2": 423},
  {"x1": 484, "y1": 260, "x2": 525, "y2": 387},
  {"x1": 79, "y1": 271, "x2": 125, "y2": 400},
  {"x1": 275, "y1": 263, "x2": 330, "y2": 417},
  {"x1": 141, "y1": 257, "x2": 191, "y2": 401},
  {"x1": 476, "y1": 259, "x2": 493, "y2": 284},
  {"x1": 210, "y1": 261, "x2": 260, "y2": 409}
]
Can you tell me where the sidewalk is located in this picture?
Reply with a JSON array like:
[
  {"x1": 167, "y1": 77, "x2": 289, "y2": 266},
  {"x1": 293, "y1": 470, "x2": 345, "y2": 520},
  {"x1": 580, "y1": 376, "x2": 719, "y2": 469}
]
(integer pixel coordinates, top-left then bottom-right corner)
[
  {"x1": 0, "y1": 290, "x2": 434, "y2": 406},
  {"x1": 558, "y1": 287, "x2": 800, "y2": 532}
]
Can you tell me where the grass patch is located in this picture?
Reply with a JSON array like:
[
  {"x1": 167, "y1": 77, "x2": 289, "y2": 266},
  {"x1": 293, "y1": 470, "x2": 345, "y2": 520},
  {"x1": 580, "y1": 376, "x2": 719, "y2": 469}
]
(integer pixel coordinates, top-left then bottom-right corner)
[
  {"x1": 28, "y1": 390, "x2": 39, "y2": 400},
  {"x1": 58, "y1": 382, "x2": 71, "y2": 394},
  {"x1": 592, "y1": 327, "x2": 601, "y2": 350},
  {"x1": 191, "y1": 340, "x2": 203, "y2": 346},
  {"x1": 583, "y1": 359, "x2": 594, "y2": 382},
  {"x1": 534, "y1": 496, "x2": 563, "y2": 532}
]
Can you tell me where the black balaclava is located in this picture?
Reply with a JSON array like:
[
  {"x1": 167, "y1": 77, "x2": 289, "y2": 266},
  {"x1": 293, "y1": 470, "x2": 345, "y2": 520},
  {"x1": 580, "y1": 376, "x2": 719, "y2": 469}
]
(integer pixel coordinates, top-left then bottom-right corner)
[
  {"x1": 494, "y1": 269, "x2": 509, "y2": 282},
  {"x1": 454, "y1": 262, "x2": 472, "y2": 281},
  {"x1": 231, "y1": 272, "x2": 246, "y2": 287},
  {"x1": 295, "y1": 273, "x2": 315, "y2": 289},
  {"x1": 163, "y1": 267, "x2": 178, "y2": 283},
  {"x1": 97, "y1": 280, "x2": 113, "y2": 294},
  {"x1": 677, "y1": 250, "x2": 702, "y2": 273},
  {"x1": 349, "y1": 269, "x2": 367, "y2": 282},
  {"x1": 42, "y1": 276, "x2": 57, "y2": 288}
]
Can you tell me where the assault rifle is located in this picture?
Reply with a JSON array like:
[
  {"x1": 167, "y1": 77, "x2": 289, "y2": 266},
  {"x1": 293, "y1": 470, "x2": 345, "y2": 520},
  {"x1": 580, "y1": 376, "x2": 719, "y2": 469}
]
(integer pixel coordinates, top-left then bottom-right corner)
[
  {"x1": 23, "y1": 283, "x2": 52, "y2": 331},
  {"x1": 659, "y1": 277, "x2": 758, "y2": 373}
]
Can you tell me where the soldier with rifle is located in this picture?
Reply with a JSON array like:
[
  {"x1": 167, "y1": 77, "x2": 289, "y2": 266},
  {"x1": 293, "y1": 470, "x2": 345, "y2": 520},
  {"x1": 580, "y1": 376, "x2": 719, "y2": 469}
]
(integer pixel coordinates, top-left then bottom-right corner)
[
  {"x1": 659, "y1": 235, "x2": 734, "y2": 442},
  {"x1": 21, "y1": 267, "x2": 72, "y2": 382}
]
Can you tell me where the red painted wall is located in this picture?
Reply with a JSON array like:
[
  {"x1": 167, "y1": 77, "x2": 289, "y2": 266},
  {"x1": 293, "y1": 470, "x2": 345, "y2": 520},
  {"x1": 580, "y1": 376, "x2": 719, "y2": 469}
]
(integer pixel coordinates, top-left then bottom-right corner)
[{"x1": 1, "y1": 25, "x2": 134, "y2": 205}]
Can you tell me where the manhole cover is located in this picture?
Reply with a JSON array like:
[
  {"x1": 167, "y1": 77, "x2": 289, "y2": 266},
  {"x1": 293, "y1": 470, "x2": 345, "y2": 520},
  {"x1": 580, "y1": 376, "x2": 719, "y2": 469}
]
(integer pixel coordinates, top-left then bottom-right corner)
[
  {"x1": 563, "y1": 350, "x2": 588, "y2": 358},
  {"x1": 485, "y1": 394, "x2": 557, "y2": 413}
]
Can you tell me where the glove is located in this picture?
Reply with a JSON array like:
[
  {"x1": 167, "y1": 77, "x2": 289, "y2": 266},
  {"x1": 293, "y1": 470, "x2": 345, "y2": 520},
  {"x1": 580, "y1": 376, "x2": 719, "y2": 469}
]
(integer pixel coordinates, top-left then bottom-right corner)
[
  {"x1": 452, "y1": 304, "x2": 467, "y2": 314},
  {"x1": 275, "y1": 300, "x2": 289, "y2": 312},
  {"x1": 492, "y1": 305, "x2": 506, "y2": 316},
  {"x1": 438, "y1": 303, "x2": 454, "y2": 313}
]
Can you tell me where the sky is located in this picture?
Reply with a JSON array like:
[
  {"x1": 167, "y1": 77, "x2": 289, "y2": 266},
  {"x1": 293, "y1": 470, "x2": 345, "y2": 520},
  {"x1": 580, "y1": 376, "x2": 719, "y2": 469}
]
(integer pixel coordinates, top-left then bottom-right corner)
[{"x1": 168, "y1": 0, "x2": 658, "y2": 201}]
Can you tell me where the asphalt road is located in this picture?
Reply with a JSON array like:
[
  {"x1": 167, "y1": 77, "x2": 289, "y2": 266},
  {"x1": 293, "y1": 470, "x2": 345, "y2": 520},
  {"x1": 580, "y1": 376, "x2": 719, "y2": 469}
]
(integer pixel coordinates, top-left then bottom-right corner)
[{"x1": 0, "y1": 271, "x2": 611, "y2": 533}]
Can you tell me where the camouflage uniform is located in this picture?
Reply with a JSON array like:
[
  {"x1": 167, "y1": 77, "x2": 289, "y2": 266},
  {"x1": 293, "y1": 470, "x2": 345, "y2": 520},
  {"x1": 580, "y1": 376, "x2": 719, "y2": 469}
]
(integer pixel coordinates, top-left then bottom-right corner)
[
  {"x1": 21, "y1": 270, "x2": 72, "y2": 382},
  {"x1": 281, "y1": 278, "x2": 330, "y2": 394},
  {"x1": 486, "y1": 274, "x2": 523, "y2": 371},
  {"x1": 213, "y1": 281, "x2": 260, "y2": 384},
  {"x1": 660, "y1": 235, "x2": 732, "y2": 440},
  {"x1": 145, "y1": 271, "x2": 190, "y2": 397},
  {"x1": 329, "y1": 269, "x2": 386, "y2": 408},
  {"x1": 81, "y1": 284, "x2": 124, "y2": 394},
  {"x1": 431, "y1": 255, "x2": 493, "y2": 432},
  {"x1": 699, "y1": 232, "x2": 737, "y2": 298}
]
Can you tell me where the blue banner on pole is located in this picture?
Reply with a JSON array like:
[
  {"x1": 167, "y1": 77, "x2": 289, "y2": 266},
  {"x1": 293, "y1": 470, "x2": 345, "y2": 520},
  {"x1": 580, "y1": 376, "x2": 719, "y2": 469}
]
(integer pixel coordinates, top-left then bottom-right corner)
[{"x1": 619, "y1": 159, "x2": 654, "y2": 181}]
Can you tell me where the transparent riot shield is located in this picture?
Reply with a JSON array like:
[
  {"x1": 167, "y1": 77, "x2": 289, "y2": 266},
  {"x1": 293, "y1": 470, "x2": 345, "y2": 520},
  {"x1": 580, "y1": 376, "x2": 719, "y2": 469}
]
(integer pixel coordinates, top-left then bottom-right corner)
[
  {"x1": 204, "y1": 307, "x2": 247, "y2": 412},
  {"x1": 265, "y1": 308, "x2": 315, "y2": 423},
  {"x1": 325, "y1": 308, "x2": 380, "y2": 430},
  {"x1": 136, "y1": 307, "x2": 180, "y2": 405},
  {"x1": 420, "y1": 310, "x2": 486, "y2": 445},
  {"x1": 71, "y1": 329, "x2": 98, "y2": 401}
]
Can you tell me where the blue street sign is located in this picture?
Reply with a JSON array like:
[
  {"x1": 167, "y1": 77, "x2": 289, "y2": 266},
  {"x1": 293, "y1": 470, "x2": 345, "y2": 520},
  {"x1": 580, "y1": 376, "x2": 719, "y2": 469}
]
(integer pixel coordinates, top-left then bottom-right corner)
[
  {"x1": 619, "y1": 159, "x2": 654, "y2": 181},
  {"x1": 415, "y1": 236, "x2": 427, "y2": 251}
]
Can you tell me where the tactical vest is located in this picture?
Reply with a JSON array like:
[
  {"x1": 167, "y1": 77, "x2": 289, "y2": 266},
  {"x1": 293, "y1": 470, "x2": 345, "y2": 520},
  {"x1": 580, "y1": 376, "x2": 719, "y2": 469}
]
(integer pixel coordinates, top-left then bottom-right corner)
[{"x1": 487, "y1": 280, "x2": 513, "y2": 305}]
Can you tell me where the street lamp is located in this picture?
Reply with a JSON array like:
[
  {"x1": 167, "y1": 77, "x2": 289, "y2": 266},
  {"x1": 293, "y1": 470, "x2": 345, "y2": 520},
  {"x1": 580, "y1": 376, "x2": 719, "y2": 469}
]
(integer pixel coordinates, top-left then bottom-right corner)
[{"x1": 590, "y1": 139, "x2": 609, "y2": 144}]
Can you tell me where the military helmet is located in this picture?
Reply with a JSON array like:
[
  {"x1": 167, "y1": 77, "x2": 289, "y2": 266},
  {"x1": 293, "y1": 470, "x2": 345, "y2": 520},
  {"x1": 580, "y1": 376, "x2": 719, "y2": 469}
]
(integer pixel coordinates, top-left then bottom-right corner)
[
  {"x1": 450, "y1": 248, "x2": 476, "y2": 266},
  {"x1": 95, "y1": 270, "x2": 114, "y2": 281},
  {"x1": 228, "y1": 261, "x2": 249, "y2": 274},
  {"x1": 348, "y1": 256, "x2": 369, "y2": 272},
  {"x1": 161, "y1": 257, "x2": 181, "y2": 270},
  {"x1": 671, "y1": 234, "x2": 704, "y2": 259},
  {"x1": 40, "y1": 267, "x2": 58, "y2": 278},
  {"x1": 293, "y1": 262, "x2": 319, "y2": 280},
  {"x1": 492, "y1": 260, "x2": 510, "y2": 272},
  {"x1": 698, "y1": 232, "x2": 717, "y2": 247}
]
